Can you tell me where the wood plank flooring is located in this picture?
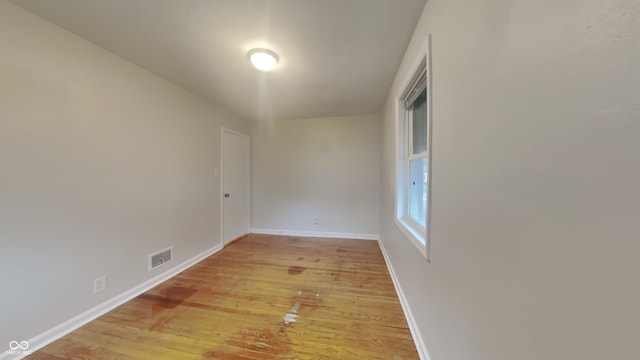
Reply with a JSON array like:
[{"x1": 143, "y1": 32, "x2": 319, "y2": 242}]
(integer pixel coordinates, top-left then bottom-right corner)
[{"x1": 28, "y1": 234, "x2": 419, "y2": 359}]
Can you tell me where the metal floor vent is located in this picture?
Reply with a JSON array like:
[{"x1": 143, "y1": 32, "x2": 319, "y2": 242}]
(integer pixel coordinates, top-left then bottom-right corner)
[{"x1": 149, "y1": 246, "x2": 173, "y2": 271}]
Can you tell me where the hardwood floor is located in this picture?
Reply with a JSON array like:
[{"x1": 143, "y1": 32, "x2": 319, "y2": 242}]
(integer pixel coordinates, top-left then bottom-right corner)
[{"x1": 28, "y1": 234, "x2": 419, "y2": 359}]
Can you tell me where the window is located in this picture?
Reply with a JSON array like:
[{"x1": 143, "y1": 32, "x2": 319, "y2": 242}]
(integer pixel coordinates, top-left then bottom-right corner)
[{"x1": 395, "y1": 38, "x2": 432, "y2": 261}]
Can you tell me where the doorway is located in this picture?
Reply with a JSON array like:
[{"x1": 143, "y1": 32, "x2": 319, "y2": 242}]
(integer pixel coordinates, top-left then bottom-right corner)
[{"x1": 221, "y1": 128, "x2": 250, "y2": 245}]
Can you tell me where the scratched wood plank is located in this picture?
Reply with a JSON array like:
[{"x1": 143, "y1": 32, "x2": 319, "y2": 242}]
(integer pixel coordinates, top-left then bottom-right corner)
[{"x1": 27, "y1": 234, "x2": 419, "y2": 359}]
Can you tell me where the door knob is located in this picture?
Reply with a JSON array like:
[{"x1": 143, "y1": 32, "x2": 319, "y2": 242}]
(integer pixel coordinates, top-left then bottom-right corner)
[{"x1": 224, "y1": 193, "x2": 230, "y2": 198}]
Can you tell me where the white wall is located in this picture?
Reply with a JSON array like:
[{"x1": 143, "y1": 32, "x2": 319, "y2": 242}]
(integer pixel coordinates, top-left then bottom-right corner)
[
  {"x1": 251, "y1": 115, "x2": 380, "y2": 239},
  {"x1": 380, "y1": 0, "x2": 640, "y2": 359},
  {"x1": 0, "y1": 0, "x2": 249, "y2": 351}
]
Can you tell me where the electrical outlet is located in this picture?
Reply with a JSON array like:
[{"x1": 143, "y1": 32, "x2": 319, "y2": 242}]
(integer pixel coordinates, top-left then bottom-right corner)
[{"x1": 94, "y1": 275, "x2": 107, "y2": 294}]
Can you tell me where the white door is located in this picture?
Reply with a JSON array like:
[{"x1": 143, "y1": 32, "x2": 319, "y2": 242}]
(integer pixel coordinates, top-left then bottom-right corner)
[{"x1": 221, "y1": 128, "x2": 250, "y2": 244}]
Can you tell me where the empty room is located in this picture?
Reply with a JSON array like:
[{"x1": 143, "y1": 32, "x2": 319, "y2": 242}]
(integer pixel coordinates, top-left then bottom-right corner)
[{"x1": 1, "y1": 0, "x2": 639, "y2": 359}]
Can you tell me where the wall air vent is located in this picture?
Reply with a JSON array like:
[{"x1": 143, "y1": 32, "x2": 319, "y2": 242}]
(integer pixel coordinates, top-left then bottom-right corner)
[{"x1": 148, "y1": 246, "x2": 173, "y2": 271}]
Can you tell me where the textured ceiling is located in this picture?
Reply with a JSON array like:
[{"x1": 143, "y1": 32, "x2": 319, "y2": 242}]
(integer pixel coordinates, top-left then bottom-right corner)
[{"x1": 11, "y1": 0, "x2": 426, "y2": 121}]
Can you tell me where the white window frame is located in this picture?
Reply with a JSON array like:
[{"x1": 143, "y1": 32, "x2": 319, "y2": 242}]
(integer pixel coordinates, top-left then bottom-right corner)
[{"x1": 395, "y1": 35, "x2": 432, "y2": 262}]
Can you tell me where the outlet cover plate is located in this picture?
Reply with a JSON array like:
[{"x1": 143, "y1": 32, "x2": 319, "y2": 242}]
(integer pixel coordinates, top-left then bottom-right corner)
[
  {"x1": 94, "y1": 275, "x2": 107, "y2": 294},
  {"x1": 149, "y1": 246, "x2": 173, "y2": 271}
]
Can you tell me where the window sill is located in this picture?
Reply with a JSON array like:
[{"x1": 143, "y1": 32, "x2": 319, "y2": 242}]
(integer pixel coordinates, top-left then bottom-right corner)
[{"x1": 394, "y1": 217, "x2": 428, "y2": 260}]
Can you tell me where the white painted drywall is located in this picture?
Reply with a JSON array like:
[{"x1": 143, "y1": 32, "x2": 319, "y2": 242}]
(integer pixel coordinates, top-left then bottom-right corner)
[
  {"x1": 380, "y1": 0, "x2": 640, "y2": 359},
  {"x1": 0, "y1": 0, "x2": 249, "y2": 349},
  {"x1": 251, "y1": 115, "x2": 380, "y2": 238}
]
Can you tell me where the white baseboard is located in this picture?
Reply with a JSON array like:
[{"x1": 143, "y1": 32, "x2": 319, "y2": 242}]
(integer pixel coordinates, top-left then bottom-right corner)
[
  {"x1": 2, "y1": 243, "x2": 223, "y2": 360},
  {"x1": 377, "y1": 238, "x2": 431, "y2": 360},
  {"x1": 250, "y1": 228, "x2": 379, "y2": 241}
]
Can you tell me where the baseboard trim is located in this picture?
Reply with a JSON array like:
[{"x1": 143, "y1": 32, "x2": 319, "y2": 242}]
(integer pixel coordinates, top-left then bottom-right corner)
[
  {"x1": 377, "y1": 238, "x2": 431, "y2": 360},
  {"x1": 224, "y1": 233, "x2": 249, "y2": 248},
  {"x1": 250, "y1": 228, "x2": 379, "y2": 241},
  {"x1": 4, "y1": 243, "x2": 224, "y2": 360}
]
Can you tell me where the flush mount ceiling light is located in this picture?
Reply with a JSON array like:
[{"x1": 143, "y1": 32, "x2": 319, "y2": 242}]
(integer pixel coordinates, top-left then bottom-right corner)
[{"x1": 248, "y1": 48, "x2": 279, "y2": 71}]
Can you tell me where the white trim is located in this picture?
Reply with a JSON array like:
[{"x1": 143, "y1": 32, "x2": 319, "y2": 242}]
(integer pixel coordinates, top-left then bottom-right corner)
[
  {"x1": 1, "y1": 244, "x2": 224, "y2": 360},
  {"x1": 425, "y1": 33, "x2": 433, "y2": 262},
  {"x1": 395, "y1": 34, "x2": 432, "y2": 262},
  {"x1": 220, "y1": 126, "x2": 249, "y2": 138},
  {"x1": 377, "y1": 238, "x2": 431, "y2": 360},
  {"x1": 395, "y1": 217, "x2": 427, "y2": 257},
  {"x1": 250, "y1": 228, "x2": 379, "y2": 241}
]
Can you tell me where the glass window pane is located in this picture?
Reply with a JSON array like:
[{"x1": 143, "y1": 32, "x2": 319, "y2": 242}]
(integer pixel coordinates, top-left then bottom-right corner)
[
  {"x1": 411, "y1": 88, "x2": 427, "y2": 154},
  {"x1": 408, "y1": 157, "x2": 427, "y2": 227}
]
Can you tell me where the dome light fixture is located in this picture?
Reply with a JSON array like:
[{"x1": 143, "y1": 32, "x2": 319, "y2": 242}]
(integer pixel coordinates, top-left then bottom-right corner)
[{"x1": 248, "y1": 48, "x2": 279, "y2": 72}]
